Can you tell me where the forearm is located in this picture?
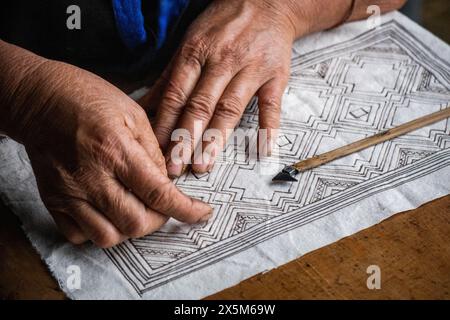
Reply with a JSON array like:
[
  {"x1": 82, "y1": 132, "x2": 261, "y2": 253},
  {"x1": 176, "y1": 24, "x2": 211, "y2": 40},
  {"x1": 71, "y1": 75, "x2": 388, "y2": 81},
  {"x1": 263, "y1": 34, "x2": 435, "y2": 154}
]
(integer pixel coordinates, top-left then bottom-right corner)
[
  {"x1": 282, "y1": 0, "x2": 407, "y2": 38},
  {"x1": 0, "y1": 40, "x2": 59, "y2": 143}
]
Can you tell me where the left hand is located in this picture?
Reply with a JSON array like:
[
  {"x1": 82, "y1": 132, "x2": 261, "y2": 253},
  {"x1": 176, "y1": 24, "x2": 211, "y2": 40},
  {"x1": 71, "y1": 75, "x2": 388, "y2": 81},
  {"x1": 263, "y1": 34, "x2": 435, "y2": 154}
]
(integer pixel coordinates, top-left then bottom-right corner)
[{"x1": 141, "y1": 0, "x2": 301, "y2": 177}]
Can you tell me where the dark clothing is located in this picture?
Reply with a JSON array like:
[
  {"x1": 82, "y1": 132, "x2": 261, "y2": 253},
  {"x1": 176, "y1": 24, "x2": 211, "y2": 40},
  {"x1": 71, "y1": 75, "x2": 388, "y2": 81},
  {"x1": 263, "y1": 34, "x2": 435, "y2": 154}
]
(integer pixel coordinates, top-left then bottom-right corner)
[{"x1": 0, "y1": 0, "x2": 211, "y2": 81}]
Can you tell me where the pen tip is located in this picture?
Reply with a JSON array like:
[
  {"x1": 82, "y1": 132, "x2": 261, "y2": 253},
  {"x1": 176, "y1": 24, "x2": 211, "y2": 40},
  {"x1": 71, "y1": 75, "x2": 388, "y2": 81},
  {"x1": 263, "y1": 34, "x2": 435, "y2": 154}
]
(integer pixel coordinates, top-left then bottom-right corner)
[{"x1": 272, "y1": 171, "x2": 298, "y2": 182}]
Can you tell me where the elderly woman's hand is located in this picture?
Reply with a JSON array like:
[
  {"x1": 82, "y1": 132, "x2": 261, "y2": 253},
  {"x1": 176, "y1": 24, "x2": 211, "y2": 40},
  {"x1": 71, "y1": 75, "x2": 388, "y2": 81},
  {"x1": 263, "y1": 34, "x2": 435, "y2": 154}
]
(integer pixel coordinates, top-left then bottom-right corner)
[
  {"x1": 145, "y1": 0, "x2": 305, "y2": 176},
  {"x1": 0, "y1": 41, "x2": 212, "y2": 247},
  {"x1": 142, "y1": 0, "x2": 409, "y2": 177}
]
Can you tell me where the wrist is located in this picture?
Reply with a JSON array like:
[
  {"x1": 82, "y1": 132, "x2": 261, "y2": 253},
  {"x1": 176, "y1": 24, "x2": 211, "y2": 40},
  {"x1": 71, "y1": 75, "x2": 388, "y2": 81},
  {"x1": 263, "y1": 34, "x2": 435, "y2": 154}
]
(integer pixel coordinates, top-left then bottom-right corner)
[
  {"x1": 273, "y1": 0, "x2": 316, "y2": 39},
  {"x1": 268, "y1": 0, "x2": 356, "y2": 39},
  {"x1": 250, "y1": 0, "x2": 308, "y2": 41}
]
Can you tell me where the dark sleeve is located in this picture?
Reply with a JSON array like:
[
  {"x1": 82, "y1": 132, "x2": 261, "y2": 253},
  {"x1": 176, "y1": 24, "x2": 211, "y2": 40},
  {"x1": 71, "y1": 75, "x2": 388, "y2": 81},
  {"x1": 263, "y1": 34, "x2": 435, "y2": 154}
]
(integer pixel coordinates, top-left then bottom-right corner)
[{"x1": 0, "y1": 0, "x2": 212, "y2": 81}]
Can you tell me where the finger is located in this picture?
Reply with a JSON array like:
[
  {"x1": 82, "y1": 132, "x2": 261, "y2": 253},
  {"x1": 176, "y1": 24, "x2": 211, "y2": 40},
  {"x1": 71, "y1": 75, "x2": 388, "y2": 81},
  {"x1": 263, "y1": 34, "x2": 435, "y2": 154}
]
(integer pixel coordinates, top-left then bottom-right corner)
[
  {"x1": 191, "y1": 71, "x2": 261, "y2": 173},
  {"x1": 165, "y1": 64, "x2": 235, "y2": 177},
  {"x1": 86, "y1": 171, "x2": 168, "y2": 238},
  {"x1": 134, "y1": 113, "x2": 168, "y2": 175},
  {"x1": 51, "y1": 211, "x2": 88, "y2": 245},
  {"x1": 153, "y1": 48, "x2": 204, "y2": 150},
  {"x1": 137, "y1": 64, "x2": 172, "y2": 118},
  {"x1": 68, "y1": 200, "x2": 127, "y2": 248},
  {"x1": 257, "y1": 76, "x2": 288, "y2": 156},
  {"x1": 115, "y1": 138, "x2": 213, "y2": 224}
]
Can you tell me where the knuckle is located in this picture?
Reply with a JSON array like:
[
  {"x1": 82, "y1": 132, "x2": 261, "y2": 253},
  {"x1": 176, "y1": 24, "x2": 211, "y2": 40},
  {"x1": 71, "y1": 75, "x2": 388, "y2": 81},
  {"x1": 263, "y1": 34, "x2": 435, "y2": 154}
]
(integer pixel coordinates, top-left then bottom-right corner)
[
  {"x1": 88, "y1": 180, "x2": 114, "y2": 212},
  {"x1": 180, "y1": 36, "x2": 207, "y2": 67},
  {"x1": 146, "y1": 187, "x2": 169, "y2": 209},
  {"x1": 162, "y1": 80, "x2": 189, "y2": 108},
  {"x1": 215, "y1": 96, "x2": 243, "y2": 119},
  {"x1": 260, "y1": 50, "x2": 280, "y2": 67},
  {"x1": 93, "y1": 229, "x2": 121, "y2": 248},
  {"x1": 260, "y1": 96, "x2": 281, "y2": 111},
  {"x1": 122, "y1": 214, "x2": 148, "y2": 238},
  {"x1": 65, "y1": 231, "x2": 86, "y2": 245},
  {"x1": 186, "y1": 94, "x2": 216, "y2": 120},
  {"x1": 218, "y1": 41, "x2": 245, "y2": 66},
  {"x1": 87, "y1": 133, "x2": 125, "y2": 166},
  {"x1": 91, "y1": 188, "x2": 148, "y2": 238},
  {"x1": 146, "y1": 179, "x2": 173, "y2": 209},
  {"x1": 129, "y1": 103, "x2": 147, "y2": 119},
  {"x1": 133, "y1": 106, "x2": 148, "y2": 123}
]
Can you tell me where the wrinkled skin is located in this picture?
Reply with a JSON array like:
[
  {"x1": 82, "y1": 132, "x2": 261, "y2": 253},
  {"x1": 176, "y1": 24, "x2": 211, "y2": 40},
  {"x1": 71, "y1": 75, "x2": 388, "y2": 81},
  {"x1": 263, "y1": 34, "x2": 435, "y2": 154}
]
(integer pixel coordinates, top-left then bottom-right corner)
[
  {"x1": 20, "y1": 60, "x2": 212, "y2": 248},
  {"x1": 0, "y1": 0, "x2": 408, "y2": 247},
  {"x1": 140, "y1": 0, "x2": 299, "y2": 176}
]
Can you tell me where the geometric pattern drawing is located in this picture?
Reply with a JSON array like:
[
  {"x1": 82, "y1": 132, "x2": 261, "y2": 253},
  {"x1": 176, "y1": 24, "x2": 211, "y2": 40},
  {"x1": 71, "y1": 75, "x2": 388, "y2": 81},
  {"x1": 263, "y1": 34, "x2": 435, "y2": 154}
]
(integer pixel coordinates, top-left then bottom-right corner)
[{"x1": 105, "y1": 21, "x2": 450, "y2": 294}]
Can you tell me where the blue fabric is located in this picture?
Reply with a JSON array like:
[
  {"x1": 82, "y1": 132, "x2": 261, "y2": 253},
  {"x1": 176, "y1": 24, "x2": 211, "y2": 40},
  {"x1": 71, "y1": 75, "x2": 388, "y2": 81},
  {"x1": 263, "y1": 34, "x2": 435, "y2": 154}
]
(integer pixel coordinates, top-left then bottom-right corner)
[
  {"x1": 157, "y1": 0, "x2": 189, "y2": 48},
  {"x1": 112, "y1": 0, "x2": 189, "y2": 51},
  {"x1": 112, "y1": 0, "x2": 147, "y2": 50}
]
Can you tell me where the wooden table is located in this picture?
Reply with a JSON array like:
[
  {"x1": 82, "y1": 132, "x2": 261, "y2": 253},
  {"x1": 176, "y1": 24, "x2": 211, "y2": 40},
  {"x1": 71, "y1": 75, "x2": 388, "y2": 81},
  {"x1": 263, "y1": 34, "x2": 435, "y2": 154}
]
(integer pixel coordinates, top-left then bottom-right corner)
[{"x1": 1, "y1": 194, "x2": 449, "y2": 300}]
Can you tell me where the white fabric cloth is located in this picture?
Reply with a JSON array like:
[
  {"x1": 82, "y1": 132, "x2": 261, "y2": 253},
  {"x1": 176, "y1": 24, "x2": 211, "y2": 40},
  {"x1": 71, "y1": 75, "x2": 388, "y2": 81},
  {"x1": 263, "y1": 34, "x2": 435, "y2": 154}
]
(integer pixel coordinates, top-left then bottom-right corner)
[{"x1": 0, "y1": 12, "x2": 449, "y2": 299}]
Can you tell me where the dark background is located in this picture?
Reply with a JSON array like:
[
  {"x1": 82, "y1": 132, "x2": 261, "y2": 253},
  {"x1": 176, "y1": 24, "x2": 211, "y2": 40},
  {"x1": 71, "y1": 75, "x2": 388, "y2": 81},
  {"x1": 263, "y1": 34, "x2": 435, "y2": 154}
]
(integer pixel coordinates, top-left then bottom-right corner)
[{"x1": 403, "y1": 0, "x2": 449, "y2": 43}]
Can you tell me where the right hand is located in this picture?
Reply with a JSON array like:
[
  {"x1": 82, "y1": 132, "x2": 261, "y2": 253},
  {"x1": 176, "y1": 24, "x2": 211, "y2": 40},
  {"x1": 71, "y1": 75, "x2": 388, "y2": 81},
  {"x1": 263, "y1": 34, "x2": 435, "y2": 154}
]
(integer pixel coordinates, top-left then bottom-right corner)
[{"x1": 12, "y1": 59, "x2": 212, "y2": 248}]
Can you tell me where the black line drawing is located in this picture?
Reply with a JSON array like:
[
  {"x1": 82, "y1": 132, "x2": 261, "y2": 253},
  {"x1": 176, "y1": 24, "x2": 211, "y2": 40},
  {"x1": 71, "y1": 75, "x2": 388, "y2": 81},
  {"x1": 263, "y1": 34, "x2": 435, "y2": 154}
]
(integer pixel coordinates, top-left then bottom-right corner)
[{"x1": 105, "y1": 21, "x2": 450, "y2": 295}]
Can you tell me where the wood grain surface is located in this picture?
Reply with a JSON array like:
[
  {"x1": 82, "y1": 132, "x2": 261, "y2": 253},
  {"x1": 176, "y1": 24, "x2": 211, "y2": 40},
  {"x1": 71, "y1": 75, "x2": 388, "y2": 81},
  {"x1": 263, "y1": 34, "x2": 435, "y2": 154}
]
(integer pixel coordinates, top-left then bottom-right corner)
[
  {"x1": 1, "y1": 195, "x2": 449, "y2": 300},
  {"x1": 207, "y1": 195, "x2": 450, "y2": 300}
]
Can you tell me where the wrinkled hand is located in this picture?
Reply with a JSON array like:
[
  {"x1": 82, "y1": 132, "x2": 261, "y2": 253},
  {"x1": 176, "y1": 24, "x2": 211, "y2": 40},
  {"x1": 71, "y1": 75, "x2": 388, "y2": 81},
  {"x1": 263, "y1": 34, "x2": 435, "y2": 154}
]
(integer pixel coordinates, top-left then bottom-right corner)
[
  {"x1": 141, "y1": 0, "x2": 297, "y2": 177},
  {"x1": 19, "y1": 61, "x2": 212, "y2": 247}
]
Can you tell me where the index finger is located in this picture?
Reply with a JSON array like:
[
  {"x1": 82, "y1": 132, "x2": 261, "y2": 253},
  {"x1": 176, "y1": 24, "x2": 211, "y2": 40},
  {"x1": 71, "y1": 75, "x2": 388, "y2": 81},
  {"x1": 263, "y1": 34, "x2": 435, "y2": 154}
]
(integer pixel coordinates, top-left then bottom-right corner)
[{"x1": 153, "y1": 44, "x2": 204, "y2": 150}]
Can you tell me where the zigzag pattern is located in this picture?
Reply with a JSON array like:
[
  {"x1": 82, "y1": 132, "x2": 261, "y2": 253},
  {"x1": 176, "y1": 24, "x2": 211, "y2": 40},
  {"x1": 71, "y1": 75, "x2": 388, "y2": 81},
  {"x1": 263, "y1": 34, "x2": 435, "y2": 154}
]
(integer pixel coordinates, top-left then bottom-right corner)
[{"x1": 105, "y1": 21, "x2": 450, "y2": 294}]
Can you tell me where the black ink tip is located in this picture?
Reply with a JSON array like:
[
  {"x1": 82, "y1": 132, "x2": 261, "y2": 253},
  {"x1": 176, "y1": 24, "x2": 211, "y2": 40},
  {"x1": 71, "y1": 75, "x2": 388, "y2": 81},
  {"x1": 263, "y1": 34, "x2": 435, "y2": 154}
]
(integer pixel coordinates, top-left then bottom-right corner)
[{"x1": 272, "y1": 171, "x2": 298, "y2": 182}]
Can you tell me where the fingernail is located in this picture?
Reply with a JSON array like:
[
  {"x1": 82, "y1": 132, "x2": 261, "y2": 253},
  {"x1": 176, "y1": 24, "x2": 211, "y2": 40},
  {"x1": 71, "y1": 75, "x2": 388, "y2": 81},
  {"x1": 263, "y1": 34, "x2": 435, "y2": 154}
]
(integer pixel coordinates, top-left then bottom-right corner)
[
  {"x1": 266, "y1": 138, "x2": 273, "y2": 157},
  {"x1": 193, "y1": 151, "x2": 213, "y2": 173},
  {"x1": 194, "y1": 162, "x2": 212, "y2": 174},
  {"x1": 192, "y1": 199, "x2": 213, "y2": 219},
  {"x1": 167, "y1": 160, "x2": 183, "y2": 178},
  {"x1": 199, "y1": 213, "x2": 213, "y2": 222}
]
